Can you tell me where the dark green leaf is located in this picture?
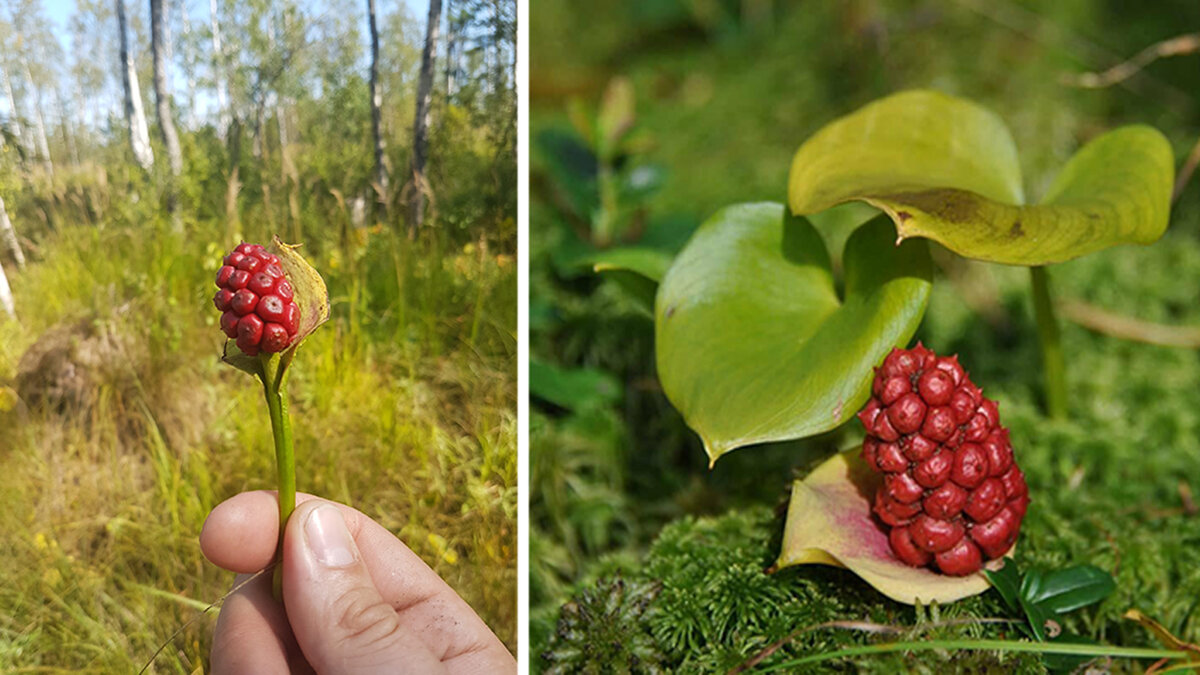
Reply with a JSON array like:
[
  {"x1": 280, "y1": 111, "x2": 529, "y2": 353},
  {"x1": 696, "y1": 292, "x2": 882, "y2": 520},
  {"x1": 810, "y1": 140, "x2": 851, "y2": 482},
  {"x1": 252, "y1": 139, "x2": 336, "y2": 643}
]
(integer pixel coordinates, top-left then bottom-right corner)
[
  {"x1": 1042, "y1": 632, "x2": 1100, "y2": 673},
  {"x1": 1027, "y1": 565, "x2": 1116, "y2": 614},
  {"x1": 984, "y1": 560, "x2": 1022, "y2": 614}
]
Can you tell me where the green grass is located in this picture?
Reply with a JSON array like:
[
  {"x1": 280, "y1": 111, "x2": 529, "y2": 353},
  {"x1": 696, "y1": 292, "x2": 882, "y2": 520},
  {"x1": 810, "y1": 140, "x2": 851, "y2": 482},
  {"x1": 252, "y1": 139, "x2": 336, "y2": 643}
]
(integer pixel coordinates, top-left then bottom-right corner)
[{"x1": 0, "y1": 211, "x2": 516, "y2": 671}]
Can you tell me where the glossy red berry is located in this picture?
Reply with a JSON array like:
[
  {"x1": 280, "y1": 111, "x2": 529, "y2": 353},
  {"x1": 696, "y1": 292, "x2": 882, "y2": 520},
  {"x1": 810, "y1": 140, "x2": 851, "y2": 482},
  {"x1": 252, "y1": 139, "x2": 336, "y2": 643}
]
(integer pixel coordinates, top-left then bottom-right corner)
[
  {"x1": 860, "y1": 344, "x2": 1028, "y2": 575},
  {"x1": 214, "y1": 242, "x2": 301, "y2": 354}
]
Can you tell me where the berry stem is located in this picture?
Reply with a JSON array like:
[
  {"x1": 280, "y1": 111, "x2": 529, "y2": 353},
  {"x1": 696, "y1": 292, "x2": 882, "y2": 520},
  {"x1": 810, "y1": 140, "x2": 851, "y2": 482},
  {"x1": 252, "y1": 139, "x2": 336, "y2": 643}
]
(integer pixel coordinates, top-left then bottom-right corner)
[
  {"x1": 1030, "y1": 266, "x2": 1067, "y2": 420},
  {"x1": 260, "y1": 353, "x2": 295, "y2": 599}
]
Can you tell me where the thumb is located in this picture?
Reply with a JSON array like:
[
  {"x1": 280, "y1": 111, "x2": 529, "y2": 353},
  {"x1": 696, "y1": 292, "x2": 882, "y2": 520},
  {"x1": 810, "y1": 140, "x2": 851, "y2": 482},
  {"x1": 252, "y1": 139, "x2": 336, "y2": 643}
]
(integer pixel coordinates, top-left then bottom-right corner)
[{"x1": 282, "y1": 501, "x2": 446, "y2": 674}]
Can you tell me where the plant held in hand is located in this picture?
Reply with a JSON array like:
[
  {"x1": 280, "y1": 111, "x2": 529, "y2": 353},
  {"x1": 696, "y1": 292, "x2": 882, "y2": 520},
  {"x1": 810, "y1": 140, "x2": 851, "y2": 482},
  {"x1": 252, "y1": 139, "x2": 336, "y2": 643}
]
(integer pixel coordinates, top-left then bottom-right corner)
[
  {"x1": 212, "y1": 237, "x2": 329, "y2": 595},
  {"x1": 859, "y1": 344, "x2": 1028, "y2": 575}
]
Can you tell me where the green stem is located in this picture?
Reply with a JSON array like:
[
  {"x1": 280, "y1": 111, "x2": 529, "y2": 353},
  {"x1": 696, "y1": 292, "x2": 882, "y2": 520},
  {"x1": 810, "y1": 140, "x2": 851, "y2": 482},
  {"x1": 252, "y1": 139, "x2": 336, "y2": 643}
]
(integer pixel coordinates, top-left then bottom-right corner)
[
  {"x1": 1030, "y1": 266, "x2": 1068, "y2": 420},
  {"x1": 756, "y1": 638, "x2": 1188, "y2": 672},
  {"x1": 261, "y1": 354, "x2": 295, "y2": 599}
]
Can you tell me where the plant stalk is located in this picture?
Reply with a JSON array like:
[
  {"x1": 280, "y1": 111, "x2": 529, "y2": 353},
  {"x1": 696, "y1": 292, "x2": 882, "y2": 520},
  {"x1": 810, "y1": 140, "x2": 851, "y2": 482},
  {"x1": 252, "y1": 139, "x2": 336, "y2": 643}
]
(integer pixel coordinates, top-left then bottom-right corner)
[
  {"x1": 1030, "y1": 266, "x2": 1067, "y2": 420},
  {"x1": 261, "y1": 354, "x2": 295, "y2": 599},
  {"x1": 756, "y1": 638, "x2": 1188, "y2": 672}
]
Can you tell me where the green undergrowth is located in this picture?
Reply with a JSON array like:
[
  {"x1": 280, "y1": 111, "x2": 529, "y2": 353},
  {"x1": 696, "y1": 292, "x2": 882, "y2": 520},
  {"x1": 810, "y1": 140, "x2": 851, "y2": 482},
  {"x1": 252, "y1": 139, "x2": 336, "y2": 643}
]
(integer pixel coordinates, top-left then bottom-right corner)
[{"x1": 0, "y1": 215, "x2": 516, "y2": 671}]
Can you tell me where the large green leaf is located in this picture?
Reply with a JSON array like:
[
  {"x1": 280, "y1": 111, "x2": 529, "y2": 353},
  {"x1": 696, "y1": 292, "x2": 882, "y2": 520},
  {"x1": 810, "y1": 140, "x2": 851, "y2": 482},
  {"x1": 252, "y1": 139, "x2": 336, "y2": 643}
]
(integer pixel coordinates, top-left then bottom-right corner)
[
  {"x1": 788, "y1": 90, "x2": 1174, "y2": 265},
  {"x1": 655, "y1": 203, "x2": 932, "y2": 464}
]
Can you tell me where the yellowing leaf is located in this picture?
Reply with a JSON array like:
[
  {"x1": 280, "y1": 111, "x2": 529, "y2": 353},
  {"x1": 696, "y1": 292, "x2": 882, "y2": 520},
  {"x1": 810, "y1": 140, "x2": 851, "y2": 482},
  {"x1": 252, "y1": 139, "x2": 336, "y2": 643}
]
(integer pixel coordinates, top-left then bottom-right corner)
[
  {"x1": 775, "y1": 449, "x2": 1012, "y2": 605},
  {"x1": 788, "y1": 90, "x2": 1174, "y2": 265},
  {"x1": 1124, "y1": 609, "x2": 1200, "y2": 662}
]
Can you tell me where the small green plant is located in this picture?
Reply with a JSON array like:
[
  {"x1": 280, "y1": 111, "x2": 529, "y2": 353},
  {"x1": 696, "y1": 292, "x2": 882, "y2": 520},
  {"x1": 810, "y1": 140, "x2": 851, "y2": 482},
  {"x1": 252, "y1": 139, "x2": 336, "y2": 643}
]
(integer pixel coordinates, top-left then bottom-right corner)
[{"x1": 211, "y1": 238, "x2": 329, "y2": 594}]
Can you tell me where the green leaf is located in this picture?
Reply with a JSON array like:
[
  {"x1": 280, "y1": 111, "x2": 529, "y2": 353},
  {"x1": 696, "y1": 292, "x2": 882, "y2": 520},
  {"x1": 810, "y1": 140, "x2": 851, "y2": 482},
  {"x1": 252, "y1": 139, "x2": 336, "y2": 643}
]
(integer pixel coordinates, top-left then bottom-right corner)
[
  {"x1": 530, "y1": 359, "x2": 622, "y2": 412},
  {"x1": 1026, "y1": 565, "x2": 1116, "y2": 614},
  {"x1": 788, "y1": 89, "x2": 1174, "y2": 265},
  {"x1": 984, "y1": 561, "x2": 1022, "y2": 614},
  {"x1": 583, "y1": 246, "x2": 673, "y2": 313},
  {"x1": 655, "y1": 203, "x2": 932, "y2": 464},
  {"x1": 1019, "y1": 590, "x2": 1055, "y2": 642}
]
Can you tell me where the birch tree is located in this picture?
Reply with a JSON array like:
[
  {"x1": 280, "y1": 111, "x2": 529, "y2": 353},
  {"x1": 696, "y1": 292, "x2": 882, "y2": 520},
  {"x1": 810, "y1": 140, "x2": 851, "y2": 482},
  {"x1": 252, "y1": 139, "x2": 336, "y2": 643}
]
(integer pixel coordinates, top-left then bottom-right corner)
[
  {"x1": 116, "y1": 0, "x2": 154, "y2": 171},
  {"x1": 209, "y1": 0, "x2": 230, "y2": 139},
  {"x1": 408, "y1": 0, "x2": 441, "y2": 236},
  {"x1": 150, "y1": 0, "x2": 183, "y2": 226},
  {"x1": 367, "y1": 0, "x2": 387, "y2": 207}
]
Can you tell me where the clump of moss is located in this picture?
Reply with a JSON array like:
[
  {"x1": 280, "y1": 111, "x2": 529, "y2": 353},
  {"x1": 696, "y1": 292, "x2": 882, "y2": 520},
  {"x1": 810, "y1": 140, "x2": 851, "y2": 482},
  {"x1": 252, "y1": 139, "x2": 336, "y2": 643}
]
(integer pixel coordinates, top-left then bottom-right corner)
[
  {"x1": 539, "y1": 507, "x2": 1052, "y2": 673},
  {"x1": 541, "y1": 575, "x2": 665, "y2": 674}
]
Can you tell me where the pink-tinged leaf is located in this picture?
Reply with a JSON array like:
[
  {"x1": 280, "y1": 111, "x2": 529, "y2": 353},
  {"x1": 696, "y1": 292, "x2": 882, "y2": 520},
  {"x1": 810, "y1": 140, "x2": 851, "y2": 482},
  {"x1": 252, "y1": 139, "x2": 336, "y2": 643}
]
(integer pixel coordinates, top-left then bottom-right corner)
[{"x1": 774, "y1": 448, "x2": 1013, "y2": 605}]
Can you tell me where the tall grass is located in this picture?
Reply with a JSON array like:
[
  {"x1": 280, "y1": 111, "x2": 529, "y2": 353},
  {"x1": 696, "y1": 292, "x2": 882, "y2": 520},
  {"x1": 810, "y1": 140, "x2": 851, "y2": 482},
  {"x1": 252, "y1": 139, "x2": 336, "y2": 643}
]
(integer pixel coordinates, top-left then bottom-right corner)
[{"x1": 0, "y1": 206, "x2": 516, "y2": 671}]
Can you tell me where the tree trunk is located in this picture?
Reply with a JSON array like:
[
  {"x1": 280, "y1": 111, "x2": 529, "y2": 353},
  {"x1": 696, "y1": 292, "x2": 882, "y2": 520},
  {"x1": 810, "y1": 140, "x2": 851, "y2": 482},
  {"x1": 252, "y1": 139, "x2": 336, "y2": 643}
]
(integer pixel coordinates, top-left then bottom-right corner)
[
  {"x1": 408, "y1": 0, "x2": 442, "y2": 237},
  {"x1": 116, "y1": 0, "x2": 154, "y2": 171},
  {"x1": 179, "y1": 0, "x2": 198, "y2": 129},
  {"x1": 151, "y1": 0, "x2": 183, "y2": 229},
  {"x1": 19, "y1": 57, "x2": 53, "y2": 176},
  {"x1": 0, "y1": 196, "x2": 25, "y2": 270},
  {"x1": 367, "y1": 0, "x2": 388, "y2": 212},
  {"x1": 209, "y1": 0, "x2": 230, "y2": 139},
  {"x1": 53, "y1": 87, "x2": 80, "y2": 167},
  {"x1": 0, "y1": 254, "x2": 14, "y2": 320},
  {"x1": 2, "y1": 67, "x2": 25, "y2": 154},
  {"x1": 443, "y1": 0, "x2": 455, "y2": 97}
]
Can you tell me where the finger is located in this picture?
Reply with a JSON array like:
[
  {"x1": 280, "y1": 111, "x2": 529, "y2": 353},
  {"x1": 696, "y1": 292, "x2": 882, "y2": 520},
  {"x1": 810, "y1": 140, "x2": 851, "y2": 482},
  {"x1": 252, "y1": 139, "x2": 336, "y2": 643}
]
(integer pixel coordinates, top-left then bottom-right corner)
[
  {"x1": 210, "y1": 571, "x2": 313, "y2": 675},
  {"x1": 281, "y1": 500, "x2": 445, "y2": 674},
  {"x1": 202, "y1": 491, "x2": 514, "y2": 670}
]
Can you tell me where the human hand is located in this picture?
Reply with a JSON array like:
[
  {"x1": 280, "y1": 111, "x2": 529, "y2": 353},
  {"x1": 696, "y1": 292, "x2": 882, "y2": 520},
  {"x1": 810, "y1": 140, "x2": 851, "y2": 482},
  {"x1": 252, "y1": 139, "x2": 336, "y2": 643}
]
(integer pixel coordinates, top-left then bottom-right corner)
[{"x1": 200, "y1": 491, "x2": 516, "y2": 674}]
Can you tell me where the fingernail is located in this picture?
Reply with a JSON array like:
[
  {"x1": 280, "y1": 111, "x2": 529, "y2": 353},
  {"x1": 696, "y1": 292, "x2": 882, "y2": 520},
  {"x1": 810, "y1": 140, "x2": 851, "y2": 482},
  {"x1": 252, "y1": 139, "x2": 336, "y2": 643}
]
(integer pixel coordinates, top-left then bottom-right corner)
[{"x1": 305, "y1": 505, "x2": 358, "y2": 568}]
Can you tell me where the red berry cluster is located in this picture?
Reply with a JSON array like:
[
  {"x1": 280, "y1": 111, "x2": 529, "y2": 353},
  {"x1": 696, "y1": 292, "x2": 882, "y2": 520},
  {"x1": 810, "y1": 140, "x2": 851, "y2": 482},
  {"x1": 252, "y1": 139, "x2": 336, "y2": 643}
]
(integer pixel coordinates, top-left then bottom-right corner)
[
  {"x1": 213, "y1": 243, "x2": 300, "y2": 356},
  {"x1": 858, "y1": 344, "x2": 1029, "y2": 576}
]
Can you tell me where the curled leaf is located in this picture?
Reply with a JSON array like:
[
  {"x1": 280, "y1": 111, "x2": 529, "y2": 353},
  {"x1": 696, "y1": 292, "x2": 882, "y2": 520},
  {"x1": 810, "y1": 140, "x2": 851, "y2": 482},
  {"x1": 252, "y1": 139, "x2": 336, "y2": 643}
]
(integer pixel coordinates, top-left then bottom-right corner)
[
  {"x1": 1124, "y1": 609, "x2": 1200, "y2": 663},
  {"x1": 775, "y1": 449, "x2": 1012, "y2": 605}
]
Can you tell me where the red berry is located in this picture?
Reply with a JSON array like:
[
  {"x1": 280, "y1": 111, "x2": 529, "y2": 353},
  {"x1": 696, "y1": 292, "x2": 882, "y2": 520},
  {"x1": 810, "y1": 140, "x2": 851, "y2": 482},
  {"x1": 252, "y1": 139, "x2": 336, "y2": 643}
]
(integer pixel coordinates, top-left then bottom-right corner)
[
  {"x1": 909, "y1": 514, "x2": 964, "y2": 553},
  {"x1": 875, "y1": 442, "x2": 907, "y2": 473},
  {"x1": 887, "y1": 393, "x2": 926, "y2": 434},
  {"x1": 248, "y1": 272, "x2": 277, "y2": 296},
  {"x1": 880, "y1": 376, "x2": 911, "y2": 405},
  {"x1": 257, "y1": 295, "x2": 286, "y2": 323},
  {"x1": 216, "y1": 265, "x2": 235, "y2": 287},
  {"x1": 237, "y1": 314, "x2": 264, "y2": 352},
  {"x1": 264, "y1": 263, "x2": 285, "y2": 279},
  {"x1": 261, "y1": 323, "x2": 290, "y2": 353},
  {"x1": 917, "y1": 369, "x2": 955, "y2": 406},
  {"x1": 213, "y1": 289, "x2": 234, "y2": 312},
  {"x1": 901, "y1": 434, "x2": 937, "y2": 462},
  {"x1": 964, "y1": 478, "x2": 1006, "y2": 522},
  {"x1": 283, "y1": 302, "x2": 300, "y2": 336},
  {"x1": 924, "y1": 482, "x2": 968, "y2": 519},
  {"x1": 859, "y1": 345, "x2": 1027, "y2": 575},
  {"x1": 236, "y1": 255, "x2": 262, "y2": 273},
  {"x1": 920, "y1": 406, "x2": 956, "y2": 442},
  {"x1": 228, "y1": 269, "x2": 250, "y2": 290},
  {"x1": 220, "y1": 311, "x2": 239, "y2": 338},
  {"x1": 886, "y1": 472, "x2": 925, "y2": 503},
  {"x1": 231, "y1": 289, "x2": 258, "y2": 316},
  {"x1": 889, "y1": 526, "x2": 932, "y2": 567},
  {"x1": 935, "y1": 538, "x2": 982, "y2": 576},
  {"x1": 970, "y1": 507, "x2": 1018, "y2": 559},
  {"x1": 913, "y1": 451, "x2": 953, "y2": 488}
]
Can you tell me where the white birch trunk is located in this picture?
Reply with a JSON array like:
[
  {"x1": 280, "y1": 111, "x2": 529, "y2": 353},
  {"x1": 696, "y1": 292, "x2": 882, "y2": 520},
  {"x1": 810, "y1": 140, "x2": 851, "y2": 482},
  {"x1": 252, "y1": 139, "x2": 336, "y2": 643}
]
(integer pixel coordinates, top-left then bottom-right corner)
[
  {"x1": 0, "y1": 196, "x2": 25, "y2": 270},
  {"x1": 117, "y1": 0, "x2": 154, "y2": 171},
  {"x1": 1, "y1": 66, "x2": 24, "y2": 151},
  {"x1": 0, "y1": 254, "x2": 14, "y2": 319},
  {"x1": 19, "y1": 57, "x2": 53, "y2": 176},
  {"x1": 409, "y1": 0, "x2": 442, "y2": 234},
  {"x1": 209, "y1": 0, "x2": 230, "y2": 139}
]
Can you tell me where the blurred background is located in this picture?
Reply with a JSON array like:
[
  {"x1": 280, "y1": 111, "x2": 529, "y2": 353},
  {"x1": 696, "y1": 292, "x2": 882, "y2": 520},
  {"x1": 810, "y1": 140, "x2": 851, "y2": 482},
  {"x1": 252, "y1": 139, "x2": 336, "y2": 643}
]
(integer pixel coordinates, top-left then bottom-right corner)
[
  {"x1": 531, "y1": 1, "x2": 1200, "y2": 671},
  {"x1": 0, "y1": 0, "x2": 515, "y2": 670}
]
